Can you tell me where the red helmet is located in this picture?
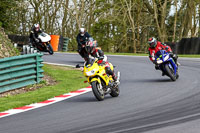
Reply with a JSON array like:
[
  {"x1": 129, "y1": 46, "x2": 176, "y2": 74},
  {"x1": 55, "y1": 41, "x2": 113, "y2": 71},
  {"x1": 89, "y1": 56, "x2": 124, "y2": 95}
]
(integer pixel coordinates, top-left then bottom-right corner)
[{"x1": 148, "y1": 37, "x2": 157, "y2": 48}]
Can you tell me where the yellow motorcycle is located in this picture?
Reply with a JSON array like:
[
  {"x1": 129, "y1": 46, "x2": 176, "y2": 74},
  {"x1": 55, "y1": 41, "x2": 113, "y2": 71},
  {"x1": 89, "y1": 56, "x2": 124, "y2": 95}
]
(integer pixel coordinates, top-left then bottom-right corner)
[{"x1": 79, "y1": 58, "x2": 120, "y2": 101}]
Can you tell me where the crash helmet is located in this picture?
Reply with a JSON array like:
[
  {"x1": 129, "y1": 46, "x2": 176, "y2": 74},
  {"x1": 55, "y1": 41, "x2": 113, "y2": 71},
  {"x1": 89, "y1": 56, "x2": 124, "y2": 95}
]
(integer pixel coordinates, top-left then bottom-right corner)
[
  {"x1": 33, "y1": 24, "x2": 40, "y2": 32},
  {"x1": 79, "y1": 28, "x2": 86, "y2": 36},
  {"x1": 148, "y1": 37, "x2": 157, "y2": 48},
  {"x1": 85, "y1": 38, "x2": 97, "y2": 53}
]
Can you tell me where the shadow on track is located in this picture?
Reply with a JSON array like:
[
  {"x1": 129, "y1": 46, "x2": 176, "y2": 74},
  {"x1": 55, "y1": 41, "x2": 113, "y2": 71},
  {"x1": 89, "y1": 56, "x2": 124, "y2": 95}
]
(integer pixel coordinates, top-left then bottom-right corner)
[
  {"x1": 65, "y1": 96, "x2": 98, "y2": 103},
  {"x1": 65, "y1": 95, "x2": 119, "y2": 103},
  {"x1": 133, "y1": 78, "x2": 171, "y2": 83}
]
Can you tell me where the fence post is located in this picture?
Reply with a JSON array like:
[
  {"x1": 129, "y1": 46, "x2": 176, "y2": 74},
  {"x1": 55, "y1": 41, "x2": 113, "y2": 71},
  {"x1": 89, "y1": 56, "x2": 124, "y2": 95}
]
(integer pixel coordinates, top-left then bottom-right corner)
[{"x1": 36, "y1": 54, "x2": 40, "y2": 83}]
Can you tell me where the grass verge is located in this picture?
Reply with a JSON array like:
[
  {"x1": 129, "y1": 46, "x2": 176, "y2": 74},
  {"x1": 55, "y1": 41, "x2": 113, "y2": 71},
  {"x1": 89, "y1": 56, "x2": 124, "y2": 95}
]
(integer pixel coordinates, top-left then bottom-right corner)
[
  {"x1": 177, "y1": 55, "x2": 200, "y2": 58},
  {"x1": 0, "y1": 64, "x2": 88, "y2": 112}
]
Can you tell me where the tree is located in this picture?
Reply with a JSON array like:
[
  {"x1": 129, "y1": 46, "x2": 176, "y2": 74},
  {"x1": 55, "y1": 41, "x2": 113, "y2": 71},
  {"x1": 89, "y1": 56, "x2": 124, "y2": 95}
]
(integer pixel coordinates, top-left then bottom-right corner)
[
  {"x1": 0, "y1": 0, "x2": 21, "y2": 33},
  {"x1": 5, "y1": 0, "x2": 200, "y2": 53}
]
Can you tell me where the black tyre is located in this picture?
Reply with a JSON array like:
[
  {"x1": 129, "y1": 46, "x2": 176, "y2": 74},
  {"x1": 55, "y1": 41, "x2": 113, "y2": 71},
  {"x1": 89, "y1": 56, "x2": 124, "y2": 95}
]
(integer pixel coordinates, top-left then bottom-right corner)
[
  {"x1": 110, "y1": 85, "x2": 120, "y2": 97},
  {"x1": 165, "y1": 64, "x2": 176, "y2": 81},
  {"x1": 176, "y1": 72, "x2": 179, "y2": 79},
  {"x1": 48, "y1": 44, "x2": 54, "y2": 55},
  {"x1": 91, "y1": 81, "x2": 104, "y2": 101}
]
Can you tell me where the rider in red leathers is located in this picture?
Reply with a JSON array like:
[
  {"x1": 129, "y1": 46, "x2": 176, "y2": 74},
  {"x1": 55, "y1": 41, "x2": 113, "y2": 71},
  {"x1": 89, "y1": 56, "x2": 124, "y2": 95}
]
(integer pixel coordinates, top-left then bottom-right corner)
[{"x1": 148, "y1": 37, "x2": 178, "y2": 75}]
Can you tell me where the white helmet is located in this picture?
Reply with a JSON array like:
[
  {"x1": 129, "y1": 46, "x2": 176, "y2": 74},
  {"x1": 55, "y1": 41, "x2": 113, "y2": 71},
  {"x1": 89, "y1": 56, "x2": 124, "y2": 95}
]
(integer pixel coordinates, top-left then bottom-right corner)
[{"x1": 79, "y1": 28, "x2": 85, "y2": 36}]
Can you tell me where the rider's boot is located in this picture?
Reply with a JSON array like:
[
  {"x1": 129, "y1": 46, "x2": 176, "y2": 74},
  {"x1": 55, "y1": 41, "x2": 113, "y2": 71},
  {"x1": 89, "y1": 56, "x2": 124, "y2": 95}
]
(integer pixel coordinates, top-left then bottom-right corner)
[
  {"x1": 112, "y1": 73, "x2": 118, "y2": 82},
  {"x1": 155, "y1": 64, "x2": 159, "y2": 70},
  {"x1": 172, "y1": 54, "x2": 181, "y2": 66}
]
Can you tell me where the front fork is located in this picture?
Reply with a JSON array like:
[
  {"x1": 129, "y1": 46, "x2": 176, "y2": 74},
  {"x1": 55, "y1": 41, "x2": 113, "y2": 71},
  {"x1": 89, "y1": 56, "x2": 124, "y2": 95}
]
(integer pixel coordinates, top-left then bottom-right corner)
[{"x1": 89, "y1": 77, "x2": 104, "y2": 92}]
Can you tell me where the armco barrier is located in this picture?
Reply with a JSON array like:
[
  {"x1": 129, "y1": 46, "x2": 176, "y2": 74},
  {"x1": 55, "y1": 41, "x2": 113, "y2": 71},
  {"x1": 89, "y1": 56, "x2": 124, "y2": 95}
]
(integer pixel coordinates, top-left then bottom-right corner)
[{"x1": 0, "y1": 53, "x2": 44, "y2": 93}]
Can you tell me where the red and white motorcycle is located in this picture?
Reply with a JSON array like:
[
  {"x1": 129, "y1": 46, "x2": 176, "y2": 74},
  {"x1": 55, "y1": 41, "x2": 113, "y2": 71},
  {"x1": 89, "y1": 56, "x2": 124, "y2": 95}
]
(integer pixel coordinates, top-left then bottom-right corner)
[{"x1": 37, "y1": 32, "x2": 54, "y2": 55}]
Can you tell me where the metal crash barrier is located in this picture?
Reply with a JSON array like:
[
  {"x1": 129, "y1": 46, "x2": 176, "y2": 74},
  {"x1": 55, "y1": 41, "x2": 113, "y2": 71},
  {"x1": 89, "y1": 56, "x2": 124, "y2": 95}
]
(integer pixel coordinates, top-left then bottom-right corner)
[{"x1": 0, "y1": 53, "x2": 43, "y2": 93}]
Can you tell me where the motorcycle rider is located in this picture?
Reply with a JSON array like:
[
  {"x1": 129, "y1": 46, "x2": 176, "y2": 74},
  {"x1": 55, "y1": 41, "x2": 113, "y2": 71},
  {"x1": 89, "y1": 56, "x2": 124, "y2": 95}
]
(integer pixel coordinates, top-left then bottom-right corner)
[
  {"x1": 85, "y1": 41, "x2": 118, "y2": 82},
  {"x1": 29, "y1": 24, "x2": 43, "y2": 47},
  {"x1": 76, "y1": 28, "x2": 91, "y2": 61},
  {"x1": 148, "y1": 37, "x2": 178, "y2": 75}
]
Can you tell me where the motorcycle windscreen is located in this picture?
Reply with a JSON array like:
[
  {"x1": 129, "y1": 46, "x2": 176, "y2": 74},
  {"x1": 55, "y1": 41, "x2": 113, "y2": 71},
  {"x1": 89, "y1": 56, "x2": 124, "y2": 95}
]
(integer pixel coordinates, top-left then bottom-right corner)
[
  {"x1": 155, "y1": 50, "x2": 167, "y2": 59},
  {"x1": 38, "y1": 33, "x2": 51, "y2": 42},
  {"x1": 85, "y1": 58, "x2": 95, "y2": 67}
]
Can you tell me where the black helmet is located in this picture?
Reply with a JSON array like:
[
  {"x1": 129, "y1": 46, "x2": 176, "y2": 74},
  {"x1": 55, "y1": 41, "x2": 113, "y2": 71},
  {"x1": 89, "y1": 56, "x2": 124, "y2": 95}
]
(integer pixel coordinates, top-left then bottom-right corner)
[
  {"x1": 33, "y1": 24, "x2": 40, "y2": 32},
  {"x1": 148, "y1": 37, "x2": 157, "y2": 48},
  {"x1": 85, "y1": 38, "x2": 97, "y2": 53}
]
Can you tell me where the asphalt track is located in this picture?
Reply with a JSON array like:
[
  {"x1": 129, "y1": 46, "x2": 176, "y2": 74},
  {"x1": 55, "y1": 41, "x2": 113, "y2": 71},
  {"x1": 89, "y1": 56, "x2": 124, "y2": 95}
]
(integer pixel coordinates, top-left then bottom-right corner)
[{"x1": 1, "y1": 53, "x2": 200, "y2": 133}]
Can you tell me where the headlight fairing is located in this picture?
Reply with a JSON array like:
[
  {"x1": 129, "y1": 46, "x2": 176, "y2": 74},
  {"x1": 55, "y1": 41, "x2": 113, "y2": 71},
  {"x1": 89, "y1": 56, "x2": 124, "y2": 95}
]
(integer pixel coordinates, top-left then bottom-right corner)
[
  {"x1": 157, "y1": 60, "x2": 163, "y2": 64},
  {"x1": 156, "y1": 54, "x2": 169, "y2": 64},
  {"x1": 164, "y1": 54, "x2": 170, "y2": 61},
  {"x1": 85, "y1": 69, "x2": 97, "y2": 76}
]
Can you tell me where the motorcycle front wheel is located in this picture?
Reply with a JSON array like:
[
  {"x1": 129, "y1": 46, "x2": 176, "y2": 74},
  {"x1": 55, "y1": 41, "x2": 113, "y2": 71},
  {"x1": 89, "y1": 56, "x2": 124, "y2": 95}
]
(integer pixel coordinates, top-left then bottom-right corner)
[
  {"x1": 91, "y1": 81, "x2": 104, "y2": 101},
  {"x1": 47, "y1": 44, "x2": 54, "y2": 55},
  {"x1": 165, "y1": 64, "x2": 176, "y2": 81}
]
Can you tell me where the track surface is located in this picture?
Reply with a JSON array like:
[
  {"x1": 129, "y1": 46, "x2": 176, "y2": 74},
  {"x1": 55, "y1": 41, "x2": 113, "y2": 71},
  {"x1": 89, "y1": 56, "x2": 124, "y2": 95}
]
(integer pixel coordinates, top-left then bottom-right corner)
[{"x1": 1, "y1": 53, "x2": 200, "y2": 133}]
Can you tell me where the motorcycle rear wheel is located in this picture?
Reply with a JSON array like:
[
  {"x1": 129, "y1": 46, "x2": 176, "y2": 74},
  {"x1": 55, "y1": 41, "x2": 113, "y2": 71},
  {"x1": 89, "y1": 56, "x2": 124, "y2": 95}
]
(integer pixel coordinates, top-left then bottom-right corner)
[
  {"x1": 91, "y1": 81, "x2": 104, "y2": 101},
  {"x1": 48, "y1": 44, "x2": 54, "y2": 55},
  {"x1": 110, "y1": 85, "x2": 119, "y2": 97},
  {"x1": 165, "y1": 64, "x2": 176, "y2": 81}
]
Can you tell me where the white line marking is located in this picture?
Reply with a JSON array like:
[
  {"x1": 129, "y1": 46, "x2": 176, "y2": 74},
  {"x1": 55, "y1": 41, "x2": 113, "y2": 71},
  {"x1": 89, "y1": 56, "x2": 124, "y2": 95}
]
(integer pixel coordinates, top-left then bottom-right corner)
[
  {"x1": 43, "y1": 62, "x2": 75, "y2": 67},
  {"x1": 0, "y1": 87, "x2": 92, "y2": 119}
]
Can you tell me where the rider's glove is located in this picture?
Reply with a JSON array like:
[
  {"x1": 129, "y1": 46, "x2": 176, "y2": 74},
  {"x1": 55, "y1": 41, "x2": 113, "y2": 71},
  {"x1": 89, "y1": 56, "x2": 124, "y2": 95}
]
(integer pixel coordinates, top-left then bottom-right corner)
[
  {"x1": 152, "y1": 60, "x2": 158, "y2": 65},
  {"x1": 98, "y1": 56, "x2": 104, "y2": 60},
  {"x1": 77, "y1": 49, "x2": 81, "y2": 53},
  {"x1": 35, "y1": 39, "x2": 39, "y2": 43}
]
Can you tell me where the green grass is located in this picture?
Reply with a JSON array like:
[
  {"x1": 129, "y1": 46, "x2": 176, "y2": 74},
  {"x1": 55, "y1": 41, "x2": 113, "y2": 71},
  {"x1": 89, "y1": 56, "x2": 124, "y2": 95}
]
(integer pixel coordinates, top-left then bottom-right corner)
[
  {"x1": 0, "y1": 64, "x2": 88, "y2": 112},
  {"x1": 178, "y1": 55, "x2": 200, "y2": 58}
]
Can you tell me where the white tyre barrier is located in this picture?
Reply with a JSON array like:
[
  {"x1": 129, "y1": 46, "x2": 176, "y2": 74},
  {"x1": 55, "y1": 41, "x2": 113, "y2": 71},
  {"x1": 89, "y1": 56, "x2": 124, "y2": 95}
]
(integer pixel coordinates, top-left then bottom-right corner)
[
  {"x1": 26, "y1": 45, "x2": 30, "y2": 54},
  {"x1": 14, "y1": 43, "x2": 18, "y2": 48},
  {"x1": 22, "y1": 45, "x2": 38, "y2": 55}
]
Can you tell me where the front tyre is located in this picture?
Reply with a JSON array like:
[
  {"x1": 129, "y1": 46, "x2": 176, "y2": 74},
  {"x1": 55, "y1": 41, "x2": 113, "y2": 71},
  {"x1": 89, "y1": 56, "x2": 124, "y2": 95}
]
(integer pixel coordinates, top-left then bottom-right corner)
[
  {"x1": 47, "y1": 44, "x2": 54, "y2": 55},
  {"x1": 91, "y1": 81, "x2": 104, "y2": 101},
  {"x1": 165, "y1": 64, "x2": 176, "y2": 81}
]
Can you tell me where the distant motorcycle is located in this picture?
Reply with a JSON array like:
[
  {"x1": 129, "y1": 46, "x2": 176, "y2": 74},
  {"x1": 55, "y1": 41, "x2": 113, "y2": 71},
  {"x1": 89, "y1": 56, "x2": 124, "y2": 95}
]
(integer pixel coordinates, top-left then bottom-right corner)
[
  {"x1": 77, "y1": 37, "x2": 97, "y2": 61},
  {"x1": 34, "y1": 32, "x2": 54, "y2": 55},
  {"x1": 155, "y1": 50, "x2": 179, "y2": 81}
]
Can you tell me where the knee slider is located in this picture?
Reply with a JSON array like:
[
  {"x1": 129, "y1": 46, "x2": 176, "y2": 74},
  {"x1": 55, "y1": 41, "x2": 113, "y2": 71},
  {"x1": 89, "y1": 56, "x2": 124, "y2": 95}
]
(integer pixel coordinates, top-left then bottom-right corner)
[{"x1": 105, "y1": 67, "x2": 113, "y2": 75}]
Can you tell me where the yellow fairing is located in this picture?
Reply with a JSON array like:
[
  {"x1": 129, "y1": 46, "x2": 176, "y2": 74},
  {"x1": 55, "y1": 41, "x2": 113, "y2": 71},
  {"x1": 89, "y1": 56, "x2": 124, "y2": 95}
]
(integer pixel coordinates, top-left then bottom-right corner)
[
  {"x1": 90, "y1": 77, "x2": 101, "y2": 84},
  {"x1": 109, "y1": 63, "x2": 114, "y2": 71},
  {"x1": 83, "y1": 59, "x2": 111, "y2": 86}
]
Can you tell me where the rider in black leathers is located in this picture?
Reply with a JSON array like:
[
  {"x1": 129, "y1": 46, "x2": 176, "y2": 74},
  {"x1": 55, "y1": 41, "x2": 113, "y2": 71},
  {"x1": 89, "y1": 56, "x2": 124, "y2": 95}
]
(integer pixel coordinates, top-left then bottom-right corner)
[
  {"x1": 76, "y1": 28, "x2": 91, "y2": 60},
  {"x1": 29, "y1": 24, "x2": 43, "y2": 48}
]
